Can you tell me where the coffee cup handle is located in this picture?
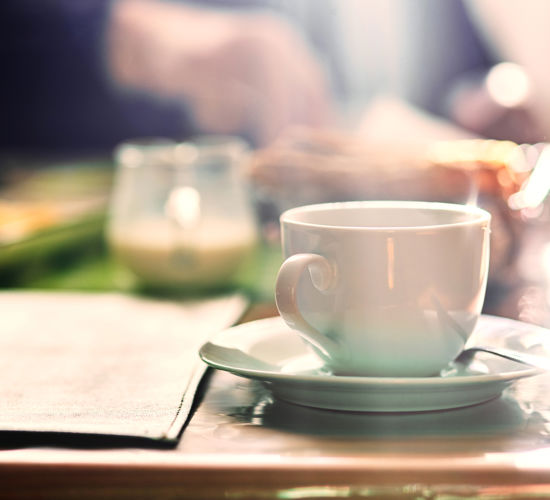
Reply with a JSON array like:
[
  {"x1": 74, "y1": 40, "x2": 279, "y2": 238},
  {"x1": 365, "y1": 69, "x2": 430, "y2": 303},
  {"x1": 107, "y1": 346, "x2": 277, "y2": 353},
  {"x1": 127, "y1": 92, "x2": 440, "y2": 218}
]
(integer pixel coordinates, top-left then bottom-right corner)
[{"x1": 275, "y1": 253, "x2": 339, "y2": 361}]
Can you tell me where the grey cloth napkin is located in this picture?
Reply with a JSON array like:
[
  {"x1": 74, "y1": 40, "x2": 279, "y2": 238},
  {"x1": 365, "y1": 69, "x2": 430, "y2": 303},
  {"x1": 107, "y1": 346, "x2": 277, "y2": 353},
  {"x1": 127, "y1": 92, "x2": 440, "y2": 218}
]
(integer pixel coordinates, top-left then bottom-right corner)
[{"x1": 0, "y1": 291, "x2": 247, "y2": 447}]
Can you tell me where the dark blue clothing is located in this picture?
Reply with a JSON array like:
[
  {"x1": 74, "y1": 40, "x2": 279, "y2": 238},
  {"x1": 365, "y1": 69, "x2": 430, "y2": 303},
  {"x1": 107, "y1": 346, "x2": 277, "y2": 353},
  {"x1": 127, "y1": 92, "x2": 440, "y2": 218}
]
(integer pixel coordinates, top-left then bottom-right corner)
[{"x1": 0, "y1": 0, "x2": 190, "y2": 155}]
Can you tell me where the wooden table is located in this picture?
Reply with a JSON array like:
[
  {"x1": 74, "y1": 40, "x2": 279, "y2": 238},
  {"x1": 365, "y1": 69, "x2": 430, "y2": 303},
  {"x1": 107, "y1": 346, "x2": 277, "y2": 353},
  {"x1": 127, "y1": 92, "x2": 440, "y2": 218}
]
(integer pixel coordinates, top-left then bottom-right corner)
[
  {"x1": 1, "y1": 362, "x2": 550, "y2": 499},
  {"x1": 1, "y1": 297, "x2": 550, "y2": 500}
]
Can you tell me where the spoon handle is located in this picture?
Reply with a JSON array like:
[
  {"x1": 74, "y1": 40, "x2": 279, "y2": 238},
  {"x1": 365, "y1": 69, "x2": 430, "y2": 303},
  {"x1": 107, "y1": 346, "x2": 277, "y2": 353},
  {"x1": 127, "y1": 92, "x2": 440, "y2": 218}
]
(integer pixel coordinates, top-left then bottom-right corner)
[{"x1": 457, "y1": 346, "x2": 550, "y2": 371}]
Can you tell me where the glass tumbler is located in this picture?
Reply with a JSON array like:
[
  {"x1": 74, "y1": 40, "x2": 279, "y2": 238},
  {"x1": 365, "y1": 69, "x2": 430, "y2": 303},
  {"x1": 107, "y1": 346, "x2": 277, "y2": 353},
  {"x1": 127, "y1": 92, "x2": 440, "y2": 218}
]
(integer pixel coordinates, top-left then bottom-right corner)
[{"x1": 107, "y1": 136, "x2": 258, "y2": 292}]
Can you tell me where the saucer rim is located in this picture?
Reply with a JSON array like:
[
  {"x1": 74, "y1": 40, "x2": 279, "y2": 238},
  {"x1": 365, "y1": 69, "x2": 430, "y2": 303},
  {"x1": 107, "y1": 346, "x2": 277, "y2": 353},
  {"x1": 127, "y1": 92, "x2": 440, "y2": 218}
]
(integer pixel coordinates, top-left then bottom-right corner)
[{"x1": 200, "y1": 315, "x2": 541, "y2": 386}]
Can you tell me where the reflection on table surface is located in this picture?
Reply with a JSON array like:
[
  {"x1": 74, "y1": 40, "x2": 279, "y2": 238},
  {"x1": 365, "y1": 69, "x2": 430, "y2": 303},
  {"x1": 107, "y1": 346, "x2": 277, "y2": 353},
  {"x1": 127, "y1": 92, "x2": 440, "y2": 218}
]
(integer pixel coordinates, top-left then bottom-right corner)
[
  {"x1": 2, "y1": 367, "x2": 550, "y2": 498},
  {"x1": 188, "y1": 370, "x2": 549, "y2": 455}
]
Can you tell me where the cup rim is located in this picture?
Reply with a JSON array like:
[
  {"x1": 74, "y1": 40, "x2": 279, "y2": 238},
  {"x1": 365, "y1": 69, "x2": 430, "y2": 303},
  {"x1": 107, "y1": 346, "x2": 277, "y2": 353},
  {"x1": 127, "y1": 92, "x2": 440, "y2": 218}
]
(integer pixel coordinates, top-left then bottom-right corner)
[
  {"x1": 115, "y1": 135, "x2": 248, "y2": 170},
  {"x1": 280, "y1": 200, "x2": 491, "y2": 231}
]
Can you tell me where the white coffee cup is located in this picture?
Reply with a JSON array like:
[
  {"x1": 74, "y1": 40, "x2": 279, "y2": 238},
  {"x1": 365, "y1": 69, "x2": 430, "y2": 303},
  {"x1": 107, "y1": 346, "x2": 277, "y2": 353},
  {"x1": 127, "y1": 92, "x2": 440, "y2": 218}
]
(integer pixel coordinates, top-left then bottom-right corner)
[{"x1": 275, "y1": 201, "x2": 491, "y2": 377}]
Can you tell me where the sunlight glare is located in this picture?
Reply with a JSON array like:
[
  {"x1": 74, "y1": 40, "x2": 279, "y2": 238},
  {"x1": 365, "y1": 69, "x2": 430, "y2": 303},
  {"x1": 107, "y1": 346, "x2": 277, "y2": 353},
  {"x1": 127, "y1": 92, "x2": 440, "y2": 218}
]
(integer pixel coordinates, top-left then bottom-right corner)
[{"x1": 486, "y1": 62, "x2": 531, "y2": 108}]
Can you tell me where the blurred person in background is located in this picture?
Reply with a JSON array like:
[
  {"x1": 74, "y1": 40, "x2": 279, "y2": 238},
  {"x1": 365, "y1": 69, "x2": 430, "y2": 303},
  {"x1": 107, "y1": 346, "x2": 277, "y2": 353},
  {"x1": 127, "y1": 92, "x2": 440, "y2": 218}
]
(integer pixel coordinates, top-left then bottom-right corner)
[
  {"x1": 0, "y1": 0, "x2": 334, "y2": 156},
  {"x1": 333, "y1": 0, "x2": 548, "y2": 145},
  {"x1": 2, "y1": 0, "x2": 548, "y2": 159},
  {"x1": 462, "y1": 0, "x2": 550, "y2": 143}
]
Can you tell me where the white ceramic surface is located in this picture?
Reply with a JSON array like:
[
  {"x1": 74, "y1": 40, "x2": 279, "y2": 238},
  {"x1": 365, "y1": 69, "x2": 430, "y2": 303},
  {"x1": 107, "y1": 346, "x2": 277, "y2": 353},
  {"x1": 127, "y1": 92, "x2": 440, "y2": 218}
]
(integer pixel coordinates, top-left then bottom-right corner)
[
  {"x1": 200, "y1": 315, "x2": 543, "y2": 412},
  {"x1": 275, "y1": 201, "x2": 491, "y2": 377}
]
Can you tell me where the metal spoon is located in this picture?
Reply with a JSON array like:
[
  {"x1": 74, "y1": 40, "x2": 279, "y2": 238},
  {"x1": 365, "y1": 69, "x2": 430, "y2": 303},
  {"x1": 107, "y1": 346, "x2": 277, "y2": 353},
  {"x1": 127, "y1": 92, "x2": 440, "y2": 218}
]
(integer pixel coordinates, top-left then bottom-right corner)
[
  {"x1": 456, "y1": 345, "x2": 550, "y2": 371},
  {"x1": 200, "y1": 342, "x2": 280, "y2": 372}
]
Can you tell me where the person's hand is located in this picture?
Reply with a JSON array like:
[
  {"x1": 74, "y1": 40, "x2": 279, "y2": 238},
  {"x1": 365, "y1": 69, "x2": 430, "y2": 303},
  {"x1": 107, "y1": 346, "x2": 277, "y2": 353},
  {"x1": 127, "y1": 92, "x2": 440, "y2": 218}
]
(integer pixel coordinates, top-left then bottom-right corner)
[{"x1": 108, "y1": 0, "x2": 333, "y2": 144}]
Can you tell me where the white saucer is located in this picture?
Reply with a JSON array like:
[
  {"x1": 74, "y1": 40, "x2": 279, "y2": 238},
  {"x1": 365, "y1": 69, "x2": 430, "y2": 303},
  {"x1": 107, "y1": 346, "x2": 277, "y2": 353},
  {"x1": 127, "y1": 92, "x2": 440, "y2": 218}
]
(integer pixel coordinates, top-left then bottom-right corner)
[{"x1": 200, "y1": 315, "x2": 545, "y2": 412}]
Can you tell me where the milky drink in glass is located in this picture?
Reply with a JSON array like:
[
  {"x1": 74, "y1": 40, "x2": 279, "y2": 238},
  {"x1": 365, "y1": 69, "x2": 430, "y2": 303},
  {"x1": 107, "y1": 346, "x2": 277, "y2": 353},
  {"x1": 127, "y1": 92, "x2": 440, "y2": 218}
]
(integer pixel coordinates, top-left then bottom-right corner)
[{"x1": 107, "y1": 137, "x2": 257, "y2": 290}]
